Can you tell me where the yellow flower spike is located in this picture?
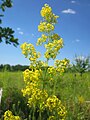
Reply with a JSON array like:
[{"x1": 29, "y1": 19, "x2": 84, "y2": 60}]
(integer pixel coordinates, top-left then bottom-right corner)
[
  {"x1": 20, "y1": 4, "x2": 68, "y2": 120},
  {"x1": 38, "y1": 22, "x2": 54, "y2": 32},
  {"x1": 4, "y1": 110, "x2": 21, "y2": 120},
  {"x1": 41, "y1": 4, "x2": 52, "y2": 18}
]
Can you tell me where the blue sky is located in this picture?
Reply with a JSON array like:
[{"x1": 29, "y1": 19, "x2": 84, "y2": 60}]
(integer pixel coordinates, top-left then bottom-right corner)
[{"x1": 0, "y1": 0, "x2": 90, "y2": 65}]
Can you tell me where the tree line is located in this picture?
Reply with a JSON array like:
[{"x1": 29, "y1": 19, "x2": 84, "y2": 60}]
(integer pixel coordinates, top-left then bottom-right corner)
[
  {"x1": 0, "y1": 55, "x2": 90, "y2": 74},
  {"x1": 0, "y1": 64, "x2": 29, "y2": 71}
]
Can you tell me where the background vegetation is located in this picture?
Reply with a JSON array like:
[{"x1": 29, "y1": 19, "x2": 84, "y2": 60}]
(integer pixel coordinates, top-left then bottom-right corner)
[
  {"x1": 0, "y1": 70, "x2": 90, "y2": 120},
  {"x1": 0, "y1": 64, "x2": 29, "y2": 72}
]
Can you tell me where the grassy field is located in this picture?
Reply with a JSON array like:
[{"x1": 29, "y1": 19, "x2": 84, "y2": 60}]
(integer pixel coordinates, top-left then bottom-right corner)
[
  {"x1": 0, "y1": 71, "x2": 24, "y2": 89},
  {"x1": 0, "y1": 71, "x2": 90, "y2": 119}
]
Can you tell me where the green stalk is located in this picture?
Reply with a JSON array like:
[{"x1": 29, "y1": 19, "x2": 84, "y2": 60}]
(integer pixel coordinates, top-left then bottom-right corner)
[
  {"x1": 53, "y1": 75, "x2": 57, "y2": 95},
  {"x1": 32, "y1": 105, "x2": 35, "y2": 120},
  {"x1": 39, "y1": 110, "x2": 42, "y2": 120},
  {"x1": 53, "y1": 80, "x2": 56, "y2": 95}
]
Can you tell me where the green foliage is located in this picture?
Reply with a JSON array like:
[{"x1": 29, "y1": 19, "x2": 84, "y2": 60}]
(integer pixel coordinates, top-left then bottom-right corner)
[
  {"x1": 0, "y1": 64, "x2": 29, "y2": 71},
  {"x1": 0, "y1": 0, "x2": 12, "y2": 12},
  {"x1": 0, "y1": 71, "x2": 30, "y2": 120},
  {"x1": 0, "y1": 0, "x2": 19, "y2": 46},
  {"x1": 60, "y1": 72, "x2": 90, "y2": 120},
  {"x1": 0, "y1": 71, "x2": 90, "y2": 119},
  {"x1": 72, "y1": 55, "x2": 90, "y2": 76},
  {"x1": 1, "y1": 86, "x2": 31, "y2": 119}
]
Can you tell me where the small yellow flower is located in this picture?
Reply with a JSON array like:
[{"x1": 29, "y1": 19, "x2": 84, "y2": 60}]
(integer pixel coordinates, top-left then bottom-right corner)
[
  {"x1": 48, "y1": 115, "x2": 55, "y2": 120},
  {"x1": 4, "y1": 110, "x2": 21, "y2": 120},
  {"x1": 78, "y1": 96, "x2": 85, "y2": 104}
]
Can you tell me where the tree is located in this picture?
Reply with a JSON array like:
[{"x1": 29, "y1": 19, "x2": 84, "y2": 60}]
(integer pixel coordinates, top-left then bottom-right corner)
[
  {"x1": 0, "y1": 0, "x2": 19, "y2": 47},
  {"x1": 0, "y1": 64, "x2": 4, "y2": 71},
  {"x1": 73, "y1": 55, "x2": 90, "y2": 76},
  {"x1": 3, "y1": 64, "x2": 11, "y2": 71}
]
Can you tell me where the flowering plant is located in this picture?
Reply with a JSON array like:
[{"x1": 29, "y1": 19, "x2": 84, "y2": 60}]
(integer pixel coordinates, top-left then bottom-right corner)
[
  {"x1": 21, "y1": 4, "x2": 69, "y2": 120},
  {"x1": 4, "y1": 110, "x2": 20, "y2": 120}
]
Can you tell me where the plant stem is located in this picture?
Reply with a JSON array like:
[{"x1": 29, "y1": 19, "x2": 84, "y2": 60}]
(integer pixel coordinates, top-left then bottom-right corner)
[
  {"x1": 32, "y1": 105, "x2": 35, "y2": 120},
  {"x1": 39, "y1": 110, "x2": 42, "y2": 120}
]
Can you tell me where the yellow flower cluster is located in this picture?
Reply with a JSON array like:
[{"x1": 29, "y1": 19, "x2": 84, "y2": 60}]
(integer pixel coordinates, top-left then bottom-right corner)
[
  {"x1": 22, "y1": 69, "x2": 42, "y2": 85},
  {"x1": 4, "y1": 110, "x2": 20, "y2": 120},
  {"x1": 51, "y1": 33, "x2": 60, "y2": 40},
  {"x1": 48, "y1": 115, "x2": 55, "y2": 120},
  {"x1": 35, "y1": 60, "x2": 48, "y2": 69},
  {"x1": 41, "y1": 4, "x2": 52, "y2": 18},
  {"x1": 38, "y1": 22, "x2": 54, "y2": 33},
  {"x1": 47, "y1": 60, "x2": 69, "y2": 80},
  {"x1": 40, "y1": 4, "x2": 59, "y2": 23},
  {"x1": 44, "y1": 38, "x2": 63, "y2": 59},
  {"x1": 45, "y1": 95, "x2": 61, "y2": 111},
  {"x1": 78, "y1": 96, "x2": 85, "y2": 104},
  {"x1": 45, "y1": 95, "x2": 67, "y2": 119},
  {"x1": 28, "y1": 89, "x2": 48, "y2": 109},
  {"x1": 20, "y1": 42, "x2": 41, "y2": 63},
  {"x1": 22, "y1": 69, "x2": 48, "y2": 110},
  {"x1": 47, "y1": 66, "x2": 56, "y2": 81},
  {"x1": 22, "y1": 69, "x2": 41, "y2": 96},
  {"x1": 36, "y1": 34, "x2": 47, "y2": 45},
  {"x1": 54, "y1": 58, "x2": 69, "y2": 74},
  {"x1": 48, "y1": 66, "x2": 56, "y2": 75}
]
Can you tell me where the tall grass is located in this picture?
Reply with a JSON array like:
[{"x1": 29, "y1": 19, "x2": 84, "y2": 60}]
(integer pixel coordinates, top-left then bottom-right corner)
[
  {"x1": 0, "y1": 71, "x2": 29, "y2": 120},
  {"x1": 0, "y1": 71, "x2": 24, "y2": 89},
  {"x1": 0, "y1": 71, "x2": 90, "y2": 119}
]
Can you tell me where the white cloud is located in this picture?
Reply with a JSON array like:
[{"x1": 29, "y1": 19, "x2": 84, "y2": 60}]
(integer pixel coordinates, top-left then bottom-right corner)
[
  {"x1": 62, "y1": 9, "x2": 76, "y2": 14},
  {"x1": 31, "y1": 33, "x2": 35, "y2": 37},
  {"x1": 72, "y1": 39, "x2": 80, "y2": 43},
  {"x1": 17, "y1": 27, "x2": 24, "y2": 35},
  {"x1": 18, "y1": 31, "x2": 24, "y2": 35},
  {"x1": 71, "y1": 1, "x2": 76, "y2": 4},
  {"x1": 17, "y1": 27, "x2": 21, "y2": 30},
  {"x1": 76, "y1": 39, "x2": 80, "y2": 42}
]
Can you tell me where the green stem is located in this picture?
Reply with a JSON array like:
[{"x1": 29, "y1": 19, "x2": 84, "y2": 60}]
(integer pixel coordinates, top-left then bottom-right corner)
[
  {"x1": 53, "y1": 76, "x2": 57, "y2": 95},
  {"x1": 39, "y1": 110, "x2": 42, "y2": 120},
  {"x1": 32, "y1": 105, "x2": 35, "y2": 120},
  {"x1": 42, "y1": 59, "x2": 48, "y2": 90}
]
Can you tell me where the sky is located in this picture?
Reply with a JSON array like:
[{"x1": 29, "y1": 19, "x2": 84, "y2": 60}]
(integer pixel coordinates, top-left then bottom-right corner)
[{"x1": 0, "y1": 0, "x2": 90, "y2": 65}]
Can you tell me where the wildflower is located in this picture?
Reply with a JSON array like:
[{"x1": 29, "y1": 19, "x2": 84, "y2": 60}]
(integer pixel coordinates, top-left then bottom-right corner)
[
  {"x1": 20, "y1": 42, "x2": 41, "y2": 63},
  {"x1": 20, "y1": 3, "x2": 68, "y2": 120},
  {"x1": 36, "y1": 34, "x2": 47, "y2": 45},
  {"x1": 45, "y1": 95, "x2": 67, "y2": 119},
  {"x1": 45, "y1": 95, "x2": 61, "y2": 111},
  {"x1": 55, "y1": 58, "x2": 69, "y2": 74},
  {"x1": 78, "y1": 96, "x2": 85, "y2": 104},
  {"x1": 48, "y1": 115, "x2": 55, "y2": 120},
  {"x1": 4, "y1": 110, "x2": 21, "y2": 120},
  {"x1": 40, "y1": 4, "x2": 59, "y2": 23},
  {"x1": 38, "y1": 22, "x2": 54, "y2": 33},
  {"x1": 41, "y1": 4, "x2": 52, "y2": 18}
]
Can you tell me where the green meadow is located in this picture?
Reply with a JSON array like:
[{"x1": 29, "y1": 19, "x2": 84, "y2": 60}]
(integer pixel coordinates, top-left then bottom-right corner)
[{"x1": 0, "y1": 71, "x2": 90, "y2": 119}]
